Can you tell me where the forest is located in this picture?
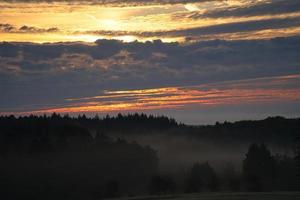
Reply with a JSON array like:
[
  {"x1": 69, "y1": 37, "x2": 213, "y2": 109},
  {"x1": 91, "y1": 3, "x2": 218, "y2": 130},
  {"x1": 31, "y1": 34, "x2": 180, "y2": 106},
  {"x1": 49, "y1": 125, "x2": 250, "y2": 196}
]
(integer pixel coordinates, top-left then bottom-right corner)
[{"x1": 0, "y1": 114, "x2": 299, "y2": 199}]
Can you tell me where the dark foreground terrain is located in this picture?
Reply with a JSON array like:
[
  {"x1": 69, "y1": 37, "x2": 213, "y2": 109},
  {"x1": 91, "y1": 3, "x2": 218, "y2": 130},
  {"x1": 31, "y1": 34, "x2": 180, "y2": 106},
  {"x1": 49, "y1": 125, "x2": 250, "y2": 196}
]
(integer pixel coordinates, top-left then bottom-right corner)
[
  {"x1": 110, "y1": 192, "x2": 300, "y2": 200},
  {"x1": 0, "y1": 114, "x2": 299, "y2": 199}
]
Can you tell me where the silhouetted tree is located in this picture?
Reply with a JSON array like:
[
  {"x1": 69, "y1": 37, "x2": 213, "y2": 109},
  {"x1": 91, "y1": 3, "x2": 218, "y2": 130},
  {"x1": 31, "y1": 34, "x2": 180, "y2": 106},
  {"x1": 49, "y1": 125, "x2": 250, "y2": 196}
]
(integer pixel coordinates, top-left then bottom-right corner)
[
  {"x1": 296, "y1": 138, "x2": 300, "y2": 178},
  {"x1": 293, "y1": 138, "x2": 300, "y2": 192},
  {"x1": 104, "y1": 180, "x2": 120, "y2": 198},
  {"x1": 149, "y1": 175, "x2": 176, "y2": 195},
  {"x1": 274, "y1": 154, "x2": 299, "y2": 191},
  {"x1": 186, "y1": 163, "x2": 203, "y2": 193},
  {"x1": 0, "y1": 115, "x2": 160, "y2": 199},
  {"x1": 186, "y1": 162, "x2": 219, "y2": 193},
  {"x1": 221, "y1": 163, "x2": 241, "y2": 191},
  {"x1": 243, "y1": 143, "x2": 277, "y2": 191}
]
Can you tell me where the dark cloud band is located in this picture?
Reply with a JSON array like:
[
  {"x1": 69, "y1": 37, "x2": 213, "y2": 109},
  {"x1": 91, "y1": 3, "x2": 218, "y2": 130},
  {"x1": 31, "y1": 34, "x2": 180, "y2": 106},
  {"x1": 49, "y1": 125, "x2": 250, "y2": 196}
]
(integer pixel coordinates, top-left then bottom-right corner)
[{"x1": 1, "y1": 36, "x2": 300, "y2": 112}]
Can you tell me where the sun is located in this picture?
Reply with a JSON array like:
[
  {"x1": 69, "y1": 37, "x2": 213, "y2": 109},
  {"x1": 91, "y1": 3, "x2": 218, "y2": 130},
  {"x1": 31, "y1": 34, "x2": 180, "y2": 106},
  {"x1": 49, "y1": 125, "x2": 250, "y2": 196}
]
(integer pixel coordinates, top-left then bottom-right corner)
[
  {"x1": 102, "y1": 19, "x2": 121, "y2": 30},
  {"x1": 184, "y1": 4, "x2": 200, "y2": 12}
]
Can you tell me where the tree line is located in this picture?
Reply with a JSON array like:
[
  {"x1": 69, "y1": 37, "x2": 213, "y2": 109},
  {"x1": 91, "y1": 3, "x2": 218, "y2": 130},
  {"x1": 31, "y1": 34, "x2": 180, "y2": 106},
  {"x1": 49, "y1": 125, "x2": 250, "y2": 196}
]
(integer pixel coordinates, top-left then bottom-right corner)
[{"x1": 1, "y1": 114, "x2": 298, "y2": 144}]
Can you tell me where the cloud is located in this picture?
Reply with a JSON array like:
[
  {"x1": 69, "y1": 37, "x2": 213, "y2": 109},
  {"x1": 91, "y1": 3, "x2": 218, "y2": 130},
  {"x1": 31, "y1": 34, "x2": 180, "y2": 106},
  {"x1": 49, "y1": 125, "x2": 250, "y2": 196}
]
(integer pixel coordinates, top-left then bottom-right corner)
[
  {"x1": 173, "y1": 16, "x2": 300, "y2": 36},
  {"x1": 169, "y1": 0, "x2": 300, "y2": 20},
  {"x1": 0, "y1": 0, "x2": 212, "y2": 6},
  {"x1": 3, "y1": 74, "x2": 300, "y2": 115},
  {"x1": 1, "y1": 0, "x2": 300, "y2": 123},
  {"x1": 3, "y1": 15, "x2": 300, "y2": 43},
  {"x1": 1, "y1": 1, "x2": 300, "y2": 43},
  {"x1": 0, "y1": 23, "x2": 60, "y2": 33},
  {"x1": 19, "y1": 25, "x2": 59, "y2": 33},
  {"x1": 1, "y1": 36, "x2": 300, "y2": 113},
  {"x1": 86, "y1": 16, "x2": 300, "y2": 38},
  {"x1": 0, "y1": 23, "x2": 15, "y2": 32},
  {"x1": 202, "y1": 0, "x2": 300, "y2": 18}
]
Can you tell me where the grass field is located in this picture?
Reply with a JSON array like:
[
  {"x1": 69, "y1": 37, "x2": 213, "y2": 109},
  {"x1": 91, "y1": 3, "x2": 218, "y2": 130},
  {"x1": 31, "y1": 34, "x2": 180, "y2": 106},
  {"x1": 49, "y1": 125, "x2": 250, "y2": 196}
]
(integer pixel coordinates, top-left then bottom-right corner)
[{"x1": 109, "y1": 192, "x2": 300, "y2": 200}]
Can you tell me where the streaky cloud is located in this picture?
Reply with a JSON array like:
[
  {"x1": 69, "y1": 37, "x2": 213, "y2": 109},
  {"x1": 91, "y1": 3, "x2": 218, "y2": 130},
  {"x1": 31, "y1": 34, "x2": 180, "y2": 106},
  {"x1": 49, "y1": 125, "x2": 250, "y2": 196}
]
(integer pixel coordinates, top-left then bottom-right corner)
[
  {"x1": 4, "y1": 74, "x2": 300, "y2": 115},
  {"x1": 85, "y1": 15, "x2": 300, "y2": 38},
  {"x1": 201, "y1": 0, "x2": 300, "y2": 18}
]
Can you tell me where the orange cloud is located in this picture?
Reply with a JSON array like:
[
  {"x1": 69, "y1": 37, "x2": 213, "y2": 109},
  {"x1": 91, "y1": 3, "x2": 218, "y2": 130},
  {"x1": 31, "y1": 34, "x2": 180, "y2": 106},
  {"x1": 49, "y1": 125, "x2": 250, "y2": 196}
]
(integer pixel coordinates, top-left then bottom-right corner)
[{"x1": 6, "y1": 74, "x2": 300, "y2": 115}]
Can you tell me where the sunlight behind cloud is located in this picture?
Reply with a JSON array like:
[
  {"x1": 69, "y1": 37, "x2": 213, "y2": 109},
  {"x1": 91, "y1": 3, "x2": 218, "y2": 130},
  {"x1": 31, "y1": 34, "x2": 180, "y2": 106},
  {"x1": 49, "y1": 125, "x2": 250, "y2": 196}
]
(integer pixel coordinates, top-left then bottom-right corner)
[
  {"x1": 184, "y1": 4, "x2": 199, "y2": 12},
  {"x1": 101, "y1": 19, "x2": 121, "y2": 30},
  {"x1": 114, "y1": 35, "x2": 137, "y2": 42},
  {"x1": 1, "y1": 1, "x2": 300, "y2": 43}
]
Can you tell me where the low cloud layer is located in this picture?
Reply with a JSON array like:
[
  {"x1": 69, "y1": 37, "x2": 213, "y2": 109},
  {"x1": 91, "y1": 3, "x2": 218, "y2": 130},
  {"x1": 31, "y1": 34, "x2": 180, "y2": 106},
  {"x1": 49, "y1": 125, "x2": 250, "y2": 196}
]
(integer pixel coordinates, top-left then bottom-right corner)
[{"x1": 19, "y1": 74, "x2": 300, "y2": 114}]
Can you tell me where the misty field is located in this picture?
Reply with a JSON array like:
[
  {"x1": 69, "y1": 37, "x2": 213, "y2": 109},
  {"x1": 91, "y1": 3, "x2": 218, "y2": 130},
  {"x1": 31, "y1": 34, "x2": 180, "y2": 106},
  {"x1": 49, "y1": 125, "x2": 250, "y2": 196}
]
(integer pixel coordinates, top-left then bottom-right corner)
[{"x1": 111, "y1": 192, "x2": 300, "y2": 200}]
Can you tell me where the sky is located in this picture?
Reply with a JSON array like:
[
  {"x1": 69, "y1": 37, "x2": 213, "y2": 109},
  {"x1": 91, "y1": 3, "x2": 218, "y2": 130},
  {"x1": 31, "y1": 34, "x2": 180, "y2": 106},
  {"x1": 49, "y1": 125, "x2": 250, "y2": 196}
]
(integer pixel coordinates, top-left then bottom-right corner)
[{"x1": 0, "y1": 0, "x2": 300, "y2": 124}]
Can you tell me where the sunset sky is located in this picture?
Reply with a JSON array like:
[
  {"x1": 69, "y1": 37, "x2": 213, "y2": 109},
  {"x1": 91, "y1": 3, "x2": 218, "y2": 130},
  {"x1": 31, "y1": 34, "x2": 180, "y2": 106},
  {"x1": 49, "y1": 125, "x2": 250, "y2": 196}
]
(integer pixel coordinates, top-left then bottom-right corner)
[{"x1": 1, "y1": 0, "x2": 300, "y2": 124}]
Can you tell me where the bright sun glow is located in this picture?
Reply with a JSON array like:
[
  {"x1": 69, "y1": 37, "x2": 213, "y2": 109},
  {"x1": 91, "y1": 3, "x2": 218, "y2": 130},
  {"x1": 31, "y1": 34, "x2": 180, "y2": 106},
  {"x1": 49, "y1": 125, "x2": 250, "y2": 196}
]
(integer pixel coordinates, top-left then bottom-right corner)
[
  {"x1": 65, "y1": 34, "x2": 103, "y2": 42},
  {"x1": 115, "y1": 35, "x2": 137, "y2": 42},
  {"x1": 184, "y1": 4, "x2": 200, "y2": 12},
  {"x1": 101, "y1": 19, "x2": 121, "y2": 30}
]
